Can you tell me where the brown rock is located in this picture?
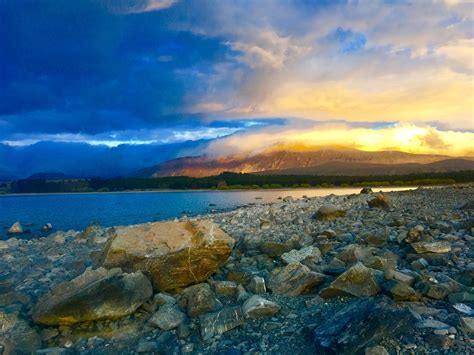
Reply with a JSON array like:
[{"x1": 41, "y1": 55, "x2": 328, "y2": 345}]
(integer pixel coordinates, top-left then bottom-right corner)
[
  {"x1": 368, "y1": 194, "x2": 390, "y2": 209},
  {"x1": 101, "y1": 220, "x2": 234, "y2": 291},
  {"x1": 268, "y1": 262, "x2": 326, "y2": 296},
  {"x1": 260, "y1": 241, "x2": 291, "y2": 258},
  {"x1": 179, "y1": 283, "x2": 222, "y2": 317},
  {"x1": 313, "y1": 205, "x2": 346, "y2": 221},
  {"x1": 411, "y1": 242, "x2": 451, "y2": 254},
  {"x1": 320, "y1": 262, "x2": 381, "y2": 298}
]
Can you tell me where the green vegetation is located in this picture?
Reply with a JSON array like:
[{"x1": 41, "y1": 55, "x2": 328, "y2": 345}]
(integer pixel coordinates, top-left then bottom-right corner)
[{"x1": 3, "y1": 171, "x2": 472, "y2": 194}]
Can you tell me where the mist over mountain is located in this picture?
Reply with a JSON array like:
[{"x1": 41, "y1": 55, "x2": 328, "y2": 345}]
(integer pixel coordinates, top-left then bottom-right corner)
[{"x1": 0, "y1": 140, "x2": 207, "y2": 180}]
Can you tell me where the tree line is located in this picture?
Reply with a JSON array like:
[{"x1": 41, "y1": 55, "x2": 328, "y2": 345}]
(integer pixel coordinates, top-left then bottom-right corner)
[{"x1": 3, "y1": 170, "x2": 474, "y2": 194}]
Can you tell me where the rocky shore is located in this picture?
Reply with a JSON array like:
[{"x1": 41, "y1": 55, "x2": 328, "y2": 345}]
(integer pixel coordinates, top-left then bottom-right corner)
[{"x1": 1, "y1": 186, "x2": 473, "y2": 354}]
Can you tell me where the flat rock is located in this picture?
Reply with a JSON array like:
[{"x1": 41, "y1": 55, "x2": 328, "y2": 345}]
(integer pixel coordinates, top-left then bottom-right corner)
[
  {"x1": 199, "y1": 306, "x2": 244, "y2": 339},
  {"x1": 268, "y1": 262, "x2": 326, "y2": 296},
  {"x1": 313, "y1": 296, "x2": 415, "y2": 354},
  {"x1": 280, "y1": 246, "x2": 321, "y2": 265},
  {"x1": 411, "y1": 241, "x2": 451, "y2": 254},
  {"x1": 149, "y1": 303, "x2": 185, "y2": 330},
  {"x1": 313, "y1": 204, "x2": 346, "y2": 221},
  {"x1": 460, "y1": 317, "x2": 474, "y2": 333},
  {"x1": 101, "y1": 220, "x2": 234, "y2": 291},
  {"x1": 260, "y1": 241, "x2": 291, "y2": 258},
  {"x1": 320, "y1": 262, "x2": 381, "y2": 298},
  {"x1": 32, "y1": 267, "x2": 152, "y2": 325},
  {"x1": 242, "y1": 295, "x2": 281, "y2": 319}
]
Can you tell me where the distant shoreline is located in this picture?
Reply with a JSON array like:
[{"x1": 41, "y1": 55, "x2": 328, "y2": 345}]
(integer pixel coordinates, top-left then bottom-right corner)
[{"x1": 0, "y1": 185, "x2": 423, "y2": 197}]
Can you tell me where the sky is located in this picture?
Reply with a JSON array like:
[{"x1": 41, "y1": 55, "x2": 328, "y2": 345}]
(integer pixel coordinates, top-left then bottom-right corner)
[{"x1": 1, "y1": 0, "x2": 473, "y2": 158}]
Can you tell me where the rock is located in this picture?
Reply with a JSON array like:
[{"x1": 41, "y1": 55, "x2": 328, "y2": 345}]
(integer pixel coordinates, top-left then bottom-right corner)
[
  {"x1": 136, "y1": 342, "x2": 159, "y2": 353},
  {"x1": 32, "y1": 267, "x2": 152, "y2": 325},
  {"x1": 7, "y1": 222, "x2": 22, "y2": 234},
  {"x1": 280, "y1": 246, "x2": 321, "y2": 265},
  {"x1": 460, "y1": 317, "x2": 474, "y2": 333},
  {"x1": 404, "y1": 225, "x2": 424, "y2": 243},
  {"x1": 154, "y1": 293, "x2": 176, "y2": 306},
  {"x1": 424, "y1": 334, "x2": 453, "y2": 349},
  {"x1": 459, "y1": 200, "x2": 474, "y2": 210},
  {"x1": 367, "y1": 194, "x2": 390, "y2": 209},
  {"x1": 42, "y1": 223, "x2": 53, "y2": 232},
  {"x1": 227, "y1": 270, "x2": 252, "y2": 286},
  {"x1": 385, "y1": 280, "x2": 419, "y2": 302},
  {"x1": 0, "y1": 315, "x2": 41, "y2": 354},
  {"x1": 242, "y1": 295, "x2": 280, "y2": 319},
  {"x1": 411, "y1": 241, "x2": 451, "y2": 254},
  {"x1": 36, "y1": 347, "x2": 68, "y2": 354},
  {"x1": 179, "y1": 283, "x2": 222, "y2": 317},
  {"x1": 365, "y1": 233, "x2": 388, "y2": 247},
  {"x1": 411, "y1": 258, "x2": 429, "y2": 270},
  {"x1": 313, "y1": 296, "x2": 415, "y2": 354},
  {"x1": 320, "y1": 262, "x2": 381, "y2": 298},
  {"x1": 360, "y1": 187, "x2": 373, "y2": 194},
  {"x1": 247, "y1": 276, "x2": 266, "y2": 294},
  {"x1": 365, "y1": 346, "x2": 389, "y2": 355},
  {"x1": 268, "y1": 262, "x2": 326, "y2": 296},
  {"x1": 212, "y1": 280, "x2": 238, "y2": 298},
  {"x1": 199, "y1": 306, "x2": 244, "y2": 339},
  {"x1": 313, "y1": 204, "x2": 346, "y2": 221},
  {"x1": 416, "y1": 319, "x2": 450, "y2": 330},
  {"x1": 260, "y1": 241, "x2": 291, "y2": 258},
  {"x1": 149, "y1": 303, "x2": 185, "y2": 330},
  {"x1": 448, "y1": 291, "x2": 474, "y2": 303},
  {"x1": 101, "y1": 220, "x2": 234, "y2": 291}
]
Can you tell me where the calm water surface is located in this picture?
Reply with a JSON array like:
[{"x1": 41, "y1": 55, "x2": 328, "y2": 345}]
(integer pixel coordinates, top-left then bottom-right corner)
[{"x1": 0, "y1": 187, "x2": 414, "y2": 238}]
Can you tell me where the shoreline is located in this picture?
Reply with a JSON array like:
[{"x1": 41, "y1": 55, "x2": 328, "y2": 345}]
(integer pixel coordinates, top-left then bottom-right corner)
[{"x1": 0, "y1": 185, "x2": 426, "y2": 197}]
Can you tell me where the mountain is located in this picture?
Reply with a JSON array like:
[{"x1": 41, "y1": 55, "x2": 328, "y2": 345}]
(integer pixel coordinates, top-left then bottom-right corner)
[
  {"x1": 0, "y1": 140, "x2": 208, "y2": 180},
  {"x1": 145, "y1": 147, "x2": 474, "y2": 177}
]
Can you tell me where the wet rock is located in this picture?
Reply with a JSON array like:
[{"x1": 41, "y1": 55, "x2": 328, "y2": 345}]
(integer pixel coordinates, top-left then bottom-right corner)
[
  {"x1": 149, "y1": 303, "x2": 185, "y2": 330},
  {"x1": 367, "y1": 194, "x2": 390, "y2": 209},
  {"x1": 101, "y1": 220, "x2": 234, "y2": 291},
  {"x1": 247, "y1": 276, "x2": 266, "y2": 294},
  {"x1": 7, "y1": 222, "x2": 22, "y2": 235},
  {"x1": 260, "y1": 241, "x2": 291, "y2": 258},
  {"x1": 280, "y1": 246, "x2": 321, "y2": 265},
  {"x1": 179, "y1": 283, "x2": 223, "y2": 317},
  {"x1": 268, "y1": 262, "x2": 326, "y2": 296},
  {"x1": 32, "y1": 267, "x2": 152, "y2": 325},
  {"x1": 242, "y1": 295, "x2": 280, "y2": 319},
  {"x1": 313, "y1": 296, "x2": 415, "y2": 354},
  {"x1": 360, "y1": 187, "x2": 373, "y2": 194},
  {"x1": 320, "y1": 262, "x2": 381, "y2": 298},
  {"x1": 42, "y1": 223, "x2": 53, "y2": 232},
  {"x1": 313, "y1": 204, "x2": 346, "y2": 221},
  {"x1": 411, "y1": 241, "x2": 451, "y2": 254},
  {"x1": 199, "y1": 306, "x2": 244, "y2": 339}
]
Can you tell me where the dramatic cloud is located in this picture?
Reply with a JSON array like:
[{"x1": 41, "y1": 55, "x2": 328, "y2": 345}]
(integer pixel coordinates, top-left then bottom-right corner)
[{"x1": 0, "y1": 0, "x2": 472, "y2": 155}]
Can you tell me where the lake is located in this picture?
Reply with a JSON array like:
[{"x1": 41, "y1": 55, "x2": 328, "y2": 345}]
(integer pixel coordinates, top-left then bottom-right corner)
[{"x1": 0, "y1": 187, "x2": 414, "y2": 238}]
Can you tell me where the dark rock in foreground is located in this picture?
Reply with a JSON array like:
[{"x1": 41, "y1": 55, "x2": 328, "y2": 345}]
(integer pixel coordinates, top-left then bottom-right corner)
[{"x1": 313, "y1": 296, "x2": 416, "y2": 354}]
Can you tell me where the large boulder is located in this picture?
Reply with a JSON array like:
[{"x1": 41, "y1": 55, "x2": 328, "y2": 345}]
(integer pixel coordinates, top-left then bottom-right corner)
[
  {"x1": 100, "y1": 220, "x2": 234, "y2": 291},
  {"x1": 313, "y1": 296, "x2": 415, "y2": 354},
  {"x1": 268, "y1": 262, "x2": 326, "y2": 296},
  {"x1": 32, "y1": 267, "x2": 152, "y2": 325},
  {"x1": 320, "y1": 262, "x2": 381, "y2": 298}
]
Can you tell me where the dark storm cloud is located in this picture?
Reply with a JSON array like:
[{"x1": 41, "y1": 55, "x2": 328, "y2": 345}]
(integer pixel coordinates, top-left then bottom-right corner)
[{"x1": 0, "y1": 0, "x2": 237, "y2": 138}]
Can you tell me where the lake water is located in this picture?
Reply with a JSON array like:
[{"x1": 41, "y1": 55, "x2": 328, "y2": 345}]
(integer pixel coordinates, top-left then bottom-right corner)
[{"x1": 0, "y1": 187, "x2": 414, "y2": 238}]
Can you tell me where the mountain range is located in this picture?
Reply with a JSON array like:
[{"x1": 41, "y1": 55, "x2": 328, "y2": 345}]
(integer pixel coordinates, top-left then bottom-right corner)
[{"x1": 144, "y1": 147, "x2": 474, "y2": 177}]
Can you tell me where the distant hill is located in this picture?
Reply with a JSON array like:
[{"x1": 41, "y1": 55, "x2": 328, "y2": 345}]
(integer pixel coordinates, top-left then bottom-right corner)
[{"x1": 145, "y1": 147, "x2": 474, "y2": 177}]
